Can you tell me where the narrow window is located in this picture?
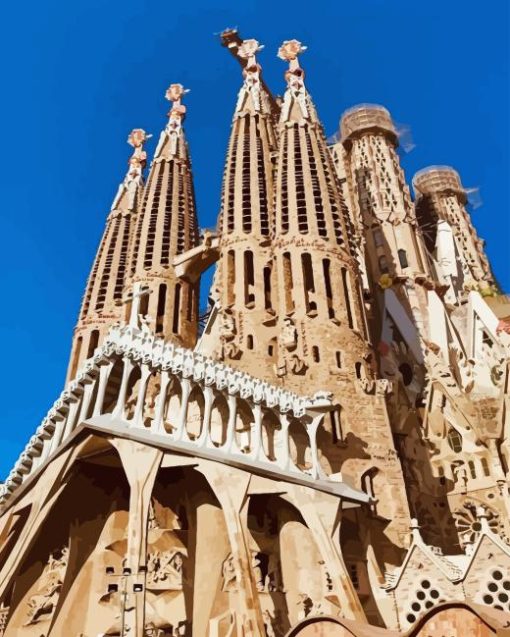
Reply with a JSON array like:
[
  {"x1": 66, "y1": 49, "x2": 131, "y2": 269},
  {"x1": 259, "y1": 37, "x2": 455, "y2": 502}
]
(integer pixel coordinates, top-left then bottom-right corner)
[
  {"x1": 70, "y1": 336, "x2": 83, "y2": 379},
  {"x1": 244, "y1": 250, "x2": 255, "y2": 308},
  {"x1": 226, "y1": 250, "x2": 235, "y2": 306},
  {"x1": 373, "y1": 228, "x2": 384, "y2": 247},
  {"x1": 355, "y1": 361, "x2": 363, "y2": 379},
  {"x1": 378, "y1": 255, "x2": 389, "y2": 274},
  {"x1": 312, "y1": 346, "x2": 320, "y2": 362},
  {"x1": 341, "y1": 268, "x2": 354, "y2": 329},
  {"x1": 481, "y1": 457, "x2": 490, "y2": 476},
  {"x1": 87, "y1": 330, "x2": 99, "y2": 359},
  {"x1": 330, "y1": 406, "x2": 343, "y2": 443},
  {"x1": 186, "y1": 282, "x2": 195, "y2": 322},
  {"x1": 323, "y1": 258, "x2": 335, "y2": 319},
  {"x1": 263, "y1": 266, "x2": 272, "y2": 310},
  {"x1": 139, "y1": 292, "x2": 149, "y2": 318},
  {"x1": 172, "y1": 284, "x2": 181, "y2": 334},
  {"x1": 447, "y1": 427, "x2": 463, "y2": 453},
  {"x1": 335, "y1": 351, "x2": 342, "y2": 368},
  {"x1": 302, "y1": 253, "x2": 317, "y2": 316},
  {"x1": 282, "y1": 252, "x2": 294, "y2": 313},
  {"x1": 247, "y1": 335, "x2": 254, "y2": 350},
  {"x1": 468, "y1": 461, "x2": 476, "y2": 479},
  {"x1": 156, "y1": 283, "x2": 166, "y2": 334},
  {"x1": 398, "y1": 248, "x2": 409, "y2": 269}
]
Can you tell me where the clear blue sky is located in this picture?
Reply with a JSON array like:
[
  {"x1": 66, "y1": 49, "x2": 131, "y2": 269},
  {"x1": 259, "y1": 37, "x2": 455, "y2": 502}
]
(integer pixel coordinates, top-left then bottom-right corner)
[{"x1": 1, "y1": 0, "x2": 508, "y2": 479}]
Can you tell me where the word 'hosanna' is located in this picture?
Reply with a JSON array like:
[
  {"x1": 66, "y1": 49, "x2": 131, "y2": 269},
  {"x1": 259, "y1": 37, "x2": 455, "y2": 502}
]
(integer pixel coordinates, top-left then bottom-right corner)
[{"x1": 1, "y1": 31, "x2": 510, "y2": 637}]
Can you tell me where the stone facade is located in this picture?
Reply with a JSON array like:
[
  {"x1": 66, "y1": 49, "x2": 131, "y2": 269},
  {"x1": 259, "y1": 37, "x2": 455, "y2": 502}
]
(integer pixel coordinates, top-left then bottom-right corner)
[{"x1": 0, "y1": 29, "x2": 509, "y2": 637}]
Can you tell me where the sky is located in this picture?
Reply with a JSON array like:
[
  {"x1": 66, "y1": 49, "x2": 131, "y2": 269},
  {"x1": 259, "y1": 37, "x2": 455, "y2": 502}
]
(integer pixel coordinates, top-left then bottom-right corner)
[{"x1": 0, "y1": 0, "x2": 508, "y2": 480}]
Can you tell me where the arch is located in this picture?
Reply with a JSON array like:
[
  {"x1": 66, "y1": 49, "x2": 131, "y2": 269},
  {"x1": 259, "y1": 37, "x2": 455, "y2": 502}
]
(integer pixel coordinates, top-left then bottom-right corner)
[
  {"x1": 186, "y1": 385, "x2": 205, "y2": 440},
  {"x1": 101, "y1": 357, "x2": 124, "y2": 414},
  {"x1": 209, "y1": 392, "x2": 229, "y2": 447},
  {"x1": 124, "y1": 365, "x2": 142, "y2": 420},
  {"x1": 142, "y1": 371, "x2": 161, "y2": 428},
  {"x1": 285, "y1": 616, "x2": 359, "y2": 637},
  {"x1": 261, "y1": 410, "x2": 281, "y2": 461},
  {"x1": 235, "y1": 399, "x2": 254, "y2": 452},
  {"x1": 288, "y1": 418, "x2": 312, "y2": 471},
  {"x1": 164, "y1": 377, "x2": 182, "y2": 434}
]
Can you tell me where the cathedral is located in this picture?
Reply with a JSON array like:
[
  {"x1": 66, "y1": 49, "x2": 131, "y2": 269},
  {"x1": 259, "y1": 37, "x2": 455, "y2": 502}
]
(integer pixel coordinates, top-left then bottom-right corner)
[{"x1": 1, "y1": 30, "x2": 509, "y2": 637}]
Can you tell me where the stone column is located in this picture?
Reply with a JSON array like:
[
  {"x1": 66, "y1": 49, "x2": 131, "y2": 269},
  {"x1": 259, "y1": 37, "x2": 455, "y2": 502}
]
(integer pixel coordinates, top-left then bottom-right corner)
[
  {"x1": 93, "y1": 361, "x2": 114, "y2": 417},
  {"x1": 112, "y1": 358, "x2": 134, "y2": 419},
  {"x1": 286, "y1": 484, "x2": 366, "y2": 621},
  {"x1": 197, "y1": 461, "x2": 266, "y2": 637},
  {"x1": 110, "y1": 438, "x2": 163, "y2": 637}
]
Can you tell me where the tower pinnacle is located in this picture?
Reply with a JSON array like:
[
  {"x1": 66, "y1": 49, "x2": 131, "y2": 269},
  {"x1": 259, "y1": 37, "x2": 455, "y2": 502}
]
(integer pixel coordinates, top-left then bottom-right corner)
[{"x1": 67, "y1": 129, "x2": 150, "y2": 381}]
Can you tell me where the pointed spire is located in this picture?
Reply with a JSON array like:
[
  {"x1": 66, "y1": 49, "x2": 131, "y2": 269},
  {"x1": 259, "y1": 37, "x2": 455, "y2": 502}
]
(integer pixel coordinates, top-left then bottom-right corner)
[
  {"x1": 277, "y1": 39, "x2": 316, "y2": 123},
  {"x1": 111, "y1": 128, "x2": 150, "y2": 211},
  {"x1": 153, "y1": 83, "x2": 190, "y2": 160}
]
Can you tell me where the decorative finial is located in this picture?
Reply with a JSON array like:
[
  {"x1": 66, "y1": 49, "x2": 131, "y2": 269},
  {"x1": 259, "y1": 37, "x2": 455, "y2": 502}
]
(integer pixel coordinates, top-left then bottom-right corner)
[
  {"x1": 277, "y1": 39, "x2": 307, "y2": 62},
  {"x1": 127, "y1": 128, "x2": 150, "y2": 169},
  {"x1": 237, "y1": 38, "x2": 264, "y2": 61},
  {"x1": 165, "y1": 83, "x2": 190, "y2": 122}
]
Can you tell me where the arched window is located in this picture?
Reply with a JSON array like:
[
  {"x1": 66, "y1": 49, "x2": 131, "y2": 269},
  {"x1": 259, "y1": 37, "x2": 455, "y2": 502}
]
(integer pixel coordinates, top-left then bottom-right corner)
[
  {"x1": 447, "y1": 427, "x2": 463, "y2": 453},
  {"x1": 244, "y1": 250, "x2": 255, "y2": 308},
  {"x1": 87, "y1": 330, "x2": 99, "y2": 359}
]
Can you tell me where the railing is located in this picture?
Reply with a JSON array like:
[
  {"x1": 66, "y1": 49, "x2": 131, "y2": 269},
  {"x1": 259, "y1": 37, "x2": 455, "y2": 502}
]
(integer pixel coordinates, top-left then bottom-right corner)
[{"x1": 0, "y1": 325, "x2": 368, "y2": 510}]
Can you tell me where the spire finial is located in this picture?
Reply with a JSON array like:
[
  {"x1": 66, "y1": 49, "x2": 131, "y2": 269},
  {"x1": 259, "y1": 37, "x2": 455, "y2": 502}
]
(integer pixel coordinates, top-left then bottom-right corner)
[
  {"x1": 127, "y1": 129, "x2": 150, "y2": 170},
  {"x1": 165, "y1": 83, "x2": 189, "y2": 121},
  {"x1": 277, "y1": 39, "x2": 307, "y2": 78},
  {"x1": 237, "y1": 38, "x2": 264, "y2": 67}
]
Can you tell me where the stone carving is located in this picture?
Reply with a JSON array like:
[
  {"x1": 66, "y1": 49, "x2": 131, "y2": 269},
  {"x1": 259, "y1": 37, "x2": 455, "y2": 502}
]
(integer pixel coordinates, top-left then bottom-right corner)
[
  {"x1": 221, "y1": 554, "x2": 237, "y2": 592},
  {"x1": 281, "y1": 317, "x2": 297, "y2": 351},
  {"x1": 25, "y1": 546, "x2": 68, "y2": 625},
  {"x1": 0, "y1": 603, "x2": 9, "y2": 637},
  {"x1": 146, "y1": 549, "x2": 185, "y2": 589}
]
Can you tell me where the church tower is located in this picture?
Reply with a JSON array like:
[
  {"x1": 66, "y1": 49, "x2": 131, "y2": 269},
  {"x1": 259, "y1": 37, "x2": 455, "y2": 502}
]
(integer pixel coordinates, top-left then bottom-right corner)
[
  {"x1": 271, "y1": 42, "x2": 411, "y2": 559},
  {"x1": 129, "y1": 84, "x2": 200, "y2": 346},
  {"x1": 199, "y1": 38, "x2": 279, "y2": 377},
  {"x1": 413, "y1": 166, "x2": 496, "y2": 302},
  {"x1": 67, "y1": 129, "x2": 149, "y2": 381}
]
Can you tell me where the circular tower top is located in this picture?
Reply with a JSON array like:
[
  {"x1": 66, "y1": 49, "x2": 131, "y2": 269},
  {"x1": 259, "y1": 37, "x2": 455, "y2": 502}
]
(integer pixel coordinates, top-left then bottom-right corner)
[
  {"x1": 413, "y1": 166, "x2": 467, "y2": 204},
  {"x1": 340, "y1": 104, "x2": 398, "y2": 148}
]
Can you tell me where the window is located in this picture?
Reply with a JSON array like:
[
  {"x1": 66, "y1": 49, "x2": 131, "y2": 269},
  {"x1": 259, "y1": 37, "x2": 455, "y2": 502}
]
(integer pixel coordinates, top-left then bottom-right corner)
[
  {"x1": 244, "y1": 250, "x2": 255, "y2": 308},
  {"x1": 341, "y1": 268, "x2": 354, "y2": 329},
  {"x1": 335, "y1": 351, "x2": 342, "y2": 368},
  {"x1": 323, "y1": 259, "x2": 335, "y2": 319},
  {"x1": 373, "y1": 228, "x2": 384, "y2": 247},
  {"x1": 378, "y1": 255, "x2": 389, "y2": 274},
  {"x1": 398, "y1": 248, "x2": 409, "y2": 269},
  {"x1": 247, "y1": 335, "x2": 254, "y2": 350},
  {"x1": 481, "y1": 457, "x2": 490, "y2": 476},
  {"x1": 172, "y1": 284, "x2": 181, "y2": 334},
  {"x1": 302, "y1": 253, "x2": 317, "y2": 316},
  {"x1": 312, "y1": 346, "x2": 320, "y2": 362},
  {"x1": 263, "y1": 266, "x2": 272, "y2": 310},
  {"x1": 330, "y1": 406, "x2": 343, "y2": 443},
  {"x1": 226, "y1": 250, "x2": 235, "y2": 306},
  {"x1": 282, "y1": 252, "x2": 294, "y2": 313},
  {"x1": 156, "y1": 283, "x2": 166, "y2": 334},
  {"x1": 87, "y1": 330, "x2": 99, "y2": 359},
  {"x1": 447, "y1": 427, "x2": 463, "y2": 453},
  {"x1": 468, "y1": 461, "x2": 476, "y2": 479}
]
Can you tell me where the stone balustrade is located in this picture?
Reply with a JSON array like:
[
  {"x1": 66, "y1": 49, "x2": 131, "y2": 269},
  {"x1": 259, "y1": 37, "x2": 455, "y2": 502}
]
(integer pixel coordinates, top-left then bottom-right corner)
[{"x1": 0, "y1": 324, "x2": 369, "y2": 510}]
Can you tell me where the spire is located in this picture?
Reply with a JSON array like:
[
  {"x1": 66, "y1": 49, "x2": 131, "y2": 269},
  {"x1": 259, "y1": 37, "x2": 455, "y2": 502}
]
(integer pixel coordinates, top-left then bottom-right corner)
[
  {"x1": 198, "y1": 35, "x2": 278, "y2": 377},
  {"x1": 128, "y1": 84, "x2": 199, "y2": 345},
  {"x1": 67, "y1": 130, "x2": 149, "y2": 381}
]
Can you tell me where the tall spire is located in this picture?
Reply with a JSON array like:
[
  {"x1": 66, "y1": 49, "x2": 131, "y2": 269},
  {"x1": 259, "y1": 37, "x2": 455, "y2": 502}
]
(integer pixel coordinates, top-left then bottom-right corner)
[
  {"x1": 199, "y1": 36, "x2": 278, "y2": 378},
  {"x1": 128, "y1": 84, "x2": 199, "y2": 345},
  {"x1": 271, "y1": 41, "x2": 411, "y2": 544},
  {"x1": 67, "y1": 130, "x2": 149, "y2": 381}
]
